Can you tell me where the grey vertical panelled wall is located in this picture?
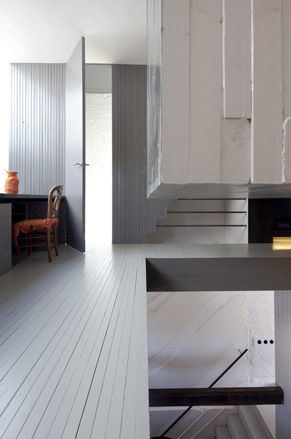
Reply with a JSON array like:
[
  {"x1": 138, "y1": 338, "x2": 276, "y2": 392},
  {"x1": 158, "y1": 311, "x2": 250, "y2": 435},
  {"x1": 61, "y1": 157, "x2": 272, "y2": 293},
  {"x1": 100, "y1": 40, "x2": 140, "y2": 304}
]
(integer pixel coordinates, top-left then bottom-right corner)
[
  {"x1": 112, "y1": 65, "x2": 171, "y2": 243},
  {"x1": 10, "y1": 64, "x2": 66, "y2": 195},
  {"x1": 85, "y1": 64, "x2": 112, "y2": 93}
]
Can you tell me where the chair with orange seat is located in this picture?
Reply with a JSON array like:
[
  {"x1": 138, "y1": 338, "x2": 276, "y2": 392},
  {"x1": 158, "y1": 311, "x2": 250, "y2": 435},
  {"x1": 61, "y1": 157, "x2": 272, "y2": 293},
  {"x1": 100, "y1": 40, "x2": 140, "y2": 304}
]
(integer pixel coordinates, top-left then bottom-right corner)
[{"x1": 13, "y1": 185, "x2": 63, "y2": 263}]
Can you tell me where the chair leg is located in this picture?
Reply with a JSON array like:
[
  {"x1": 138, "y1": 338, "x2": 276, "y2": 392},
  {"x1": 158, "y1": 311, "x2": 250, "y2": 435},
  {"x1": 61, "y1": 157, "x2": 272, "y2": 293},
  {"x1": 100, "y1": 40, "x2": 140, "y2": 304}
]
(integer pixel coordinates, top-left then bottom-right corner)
[
  {"x1": 54, "y1": 226, "x2": 59, "y2": 256},
  {"x1": 47, "y1": 227, "x2": 52, "y2": 263},
  {"x1": 27, "y1": 230, "x2": 32, "y2": 256},
  {"x1": 13, "y1": 233, "x2": 20, "y2": 263}
]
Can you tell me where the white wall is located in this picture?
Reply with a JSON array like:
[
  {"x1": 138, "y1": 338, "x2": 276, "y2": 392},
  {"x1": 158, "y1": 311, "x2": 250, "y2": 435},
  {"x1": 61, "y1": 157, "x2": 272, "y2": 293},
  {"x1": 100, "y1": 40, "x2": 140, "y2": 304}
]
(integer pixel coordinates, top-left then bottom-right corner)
[
  {"x1": 275, "y1": 291, "x2": 291, "y2": 438},
  {"x1": 148, "y1": 290, "x2": 274, "y2": 389},
  {"x1": 86, "y1": 93, "x2": 112, "y2": 246},
  {"x1": 147, "y1": 0, "x2": 291, "y2": 197},
  {"x1": 0, "y1": 61, "x2": 10, "y2": 191}
]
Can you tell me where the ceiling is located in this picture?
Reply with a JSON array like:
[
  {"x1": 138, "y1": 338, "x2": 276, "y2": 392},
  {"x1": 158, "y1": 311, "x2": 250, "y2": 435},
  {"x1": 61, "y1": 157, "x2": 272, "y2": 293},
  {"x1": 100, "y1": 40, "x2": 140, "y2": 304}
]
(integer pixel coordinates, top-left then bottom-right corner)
[{"x1": 0, "y1": 0, "x2": 147, "y2": 64}]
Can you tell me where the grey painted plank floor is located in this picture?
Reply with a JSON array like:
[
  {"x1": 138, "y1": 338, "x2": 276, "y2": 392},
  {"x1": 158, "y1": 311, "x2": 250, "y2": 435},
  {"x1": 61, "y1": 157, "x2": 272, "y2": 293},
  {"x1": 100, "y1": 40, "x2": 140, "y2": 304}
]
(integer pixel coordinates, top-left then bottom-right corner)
[
  {"x1": 0, "y1": 242, "x2": 288, "y2": 439},
  {"x1": 0, "y1": 245, "x2": 149, "y2": 439}
]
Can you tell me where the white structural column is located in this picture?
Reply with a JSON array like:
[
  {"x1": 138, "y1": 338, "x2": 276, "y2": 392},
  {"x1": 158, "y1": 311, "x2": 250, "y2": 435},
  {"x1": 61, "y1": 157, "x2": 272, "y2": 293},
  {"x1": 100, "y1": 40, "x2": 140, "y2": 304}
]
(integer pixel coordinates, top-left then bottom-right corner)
[
  {"x1": 283, "y1": 118, "x2": 291, "y2": 182},
  {"x1": 161, "y1": 0, "x2": 190, "y2": 184},
  {"x1": 282, "y1": 0, "x2": 291, "y2": 119},
  {"x1": 221, "y1": 119, "x2": 251, "y2": 183},
  {"x1": 190, "y1": 0, "x2": 222, "y2": 183},
  {"x1": 223, "y1": 0, "x2": 251, "y2": 119},
  {"x1": 282, "y1": 0, "x2": 291, "y2": 182},
  {"x1": 147, "y1": 0, "x2": 291, "y2": 198},
  {"x1": 251, "y1": 0, "x2": 282, "y2": 184},
  {"x1": 275, "y1": 291, "x2": 291, "y2": 437}
]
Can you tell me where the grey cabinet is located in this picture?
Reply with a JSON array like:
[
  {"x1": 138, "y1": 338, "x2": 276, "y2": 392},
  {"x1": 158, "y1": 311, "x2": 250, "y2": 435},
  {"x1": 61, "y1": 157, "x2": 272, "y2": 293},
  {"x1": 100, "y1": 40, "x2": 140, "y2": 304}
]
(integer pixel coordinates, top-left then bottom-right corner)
[{"x1": 0, "y1": 204, "x2": 11, "y2": 275}]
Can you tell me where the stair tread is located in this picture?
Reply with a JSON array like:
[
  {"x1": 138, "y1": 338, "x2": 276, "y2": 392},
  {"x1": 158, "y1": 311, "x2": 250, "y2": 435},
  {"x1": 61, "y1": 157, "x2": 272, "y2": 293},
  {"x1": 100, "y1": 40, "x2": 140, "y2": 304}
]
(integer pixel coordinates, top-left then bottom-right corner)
[
  {"x1": 228, "y1": 414, "x2": 249, "y2": 439},
  {"x1": 239, "y1": 406, "x2": 271, "y2": 439},
  {"x1": 216, "y1": 425, "x2": 232, "y2": 439}
]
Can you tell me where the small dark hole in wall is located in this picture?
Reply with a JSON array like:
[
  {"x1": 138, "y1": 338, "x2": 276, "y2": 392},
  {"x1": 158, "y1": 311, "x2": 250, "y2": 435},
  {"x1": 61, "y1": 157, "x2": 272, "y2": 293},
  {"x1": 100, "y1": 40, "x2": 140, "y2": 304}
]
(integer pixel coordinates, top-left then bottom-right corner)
[{"x1": 257, "y1": 339, "x2": 274, "y2": 345}]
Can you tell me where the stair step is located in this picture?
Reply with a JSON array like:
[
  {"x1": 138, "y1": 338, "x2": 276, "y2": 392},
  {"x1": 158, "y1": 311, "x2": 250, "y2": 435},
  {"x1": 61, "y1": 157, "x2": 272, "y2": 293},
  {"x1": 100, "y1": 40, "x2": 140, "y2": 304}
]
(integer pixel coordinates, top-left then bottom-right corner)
[
  {"x1": 228, "y1": 414, "x2": 248, "y2": 439},
  {"x1": 170, "y1": 199, "x2": 247, "y2": 212},
  {"x1": 216, "y1": 426, "x2": 232, "y2": 439},
  {"x1": 146, "y1": 226, "x2": 247, "y2": 244},
  {"x1": 156, "y1": 212, "x2": 247, "y2": 227},
  {"x1": 172, "y1": 408, "x2": 220, "y2": 438},
  {"x1": 239, "y1": 406, "x2": 272, "y2": 439}
]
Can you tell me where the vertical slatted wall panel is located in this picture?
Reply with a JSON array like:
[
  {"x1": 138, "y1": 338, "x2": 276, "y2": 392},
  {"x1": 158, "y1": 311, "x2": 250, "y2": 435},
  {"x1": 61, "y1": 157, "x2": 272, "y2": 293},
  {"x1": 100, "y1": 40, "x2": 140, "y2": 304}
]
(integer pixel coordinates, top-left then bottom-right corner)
[
  {"x1": 112, "y1": 65, "x2": 172, "y2": 243},
  {"x1": 10, "y1": 63, "x2": 66, "y2": 195}
]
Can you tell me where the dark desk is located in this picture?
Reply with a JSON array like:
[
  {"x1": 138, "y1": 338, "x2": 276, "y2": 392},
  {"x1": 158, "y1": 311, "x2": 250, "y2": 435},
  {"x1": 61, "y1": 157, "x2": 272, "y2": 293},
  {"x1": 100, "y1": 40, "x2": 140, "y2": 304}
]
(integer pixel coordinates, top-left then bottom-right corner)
[{"x1": 0, "y1": 194, "x2": 66, "y2": 275}]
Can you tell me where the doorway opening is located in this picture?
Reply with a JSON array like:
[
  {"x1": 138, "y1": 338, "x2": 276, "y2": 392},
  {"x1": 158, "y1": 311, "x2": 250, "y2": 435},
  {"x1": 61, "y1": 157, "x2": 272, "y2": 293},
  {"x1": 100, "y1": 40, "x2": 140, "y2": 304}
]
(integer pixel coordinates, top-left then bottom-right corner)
[{"x1": 85, "y1": 64, "x2": 112, "y2": 247}]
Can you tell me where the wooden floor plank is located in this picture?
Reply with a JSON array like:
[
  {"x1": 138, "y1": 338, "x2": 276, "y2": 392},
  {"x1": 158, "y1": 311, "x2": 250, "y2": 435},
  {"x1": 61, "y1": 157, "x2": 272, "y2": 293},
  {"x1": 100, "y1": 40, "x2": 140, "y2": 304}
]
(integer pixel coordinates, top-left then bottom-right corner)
[
  {"x1": 3, "y1": 248, "x2": 127, "y2": 439},
  {"x1": 120, "y1": 249, "x2": 150, "y2": 439},
  {"x1": 0, "y1": 248, "x2": 105, "y2": 348},
  {"x1": 0, "y1": 247, "x2": 117, "y2": 438},
  {"x1": 94, "y1": 248, "x2": 140, "y2": 439},
  {"x1": 0, "y1": 247, "x2": 109, "y2": 393},
  {"x1": 73, "y1": 248, "x2": 138, "y2": 439},
  {"x1": 34, "y1": 248, "x2": 131, "y2": 439},
  {"x1": 0, "y1": 248, "x2": 106, "y2": 373}
]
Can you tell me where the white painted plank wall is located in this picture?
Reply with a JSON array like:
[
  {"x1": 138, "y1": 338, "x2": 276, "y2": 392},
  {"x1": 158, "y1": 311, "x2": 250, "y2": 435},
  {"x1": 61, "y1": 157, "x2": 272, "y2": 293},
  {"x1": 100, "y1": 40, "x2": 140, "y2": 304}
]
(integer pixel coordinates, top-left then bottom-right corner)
[
  {"x1": 275, "y1": 291, "x2": 291, "y2": 438},
  {"x1": 190, "y1": 0, "x2": 222, "y2": 183},
  {"x1": 147, "y1": 0, "x2": 291, "y2": 195},
  {"x1": 282, "y1": 0, "x2": 291, "y2": 182},
  {"x1": 223, "y1": 0, "x2": 251, "y2": 118},
  {"x1": 251, "y1": 0, "x2": 283, "y2": 184},
  {"x1": 147, "y1": 0, "x2": 162, "y2": 195},
  {"x1": 161, "y1": 0, "x2": 190, "y2": 184},
  {"x1": 221, "y1": 119, "x2": 250, "y2": 183}
]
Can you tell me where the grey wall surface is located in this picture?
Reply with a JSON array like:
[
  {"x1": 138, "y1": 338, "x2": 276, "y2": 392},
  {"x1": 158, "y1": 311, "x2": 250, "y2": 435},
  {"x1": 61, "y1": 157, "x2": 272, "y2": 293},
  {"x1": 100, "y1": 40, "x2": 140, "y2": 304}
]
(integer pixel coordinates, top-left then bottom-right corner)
[
  {"x1": 10, "y1": 63, "x2": 66, "y2": 195},
  {"x1": 85, "y1": 64, "x2": 112, "y2": 94},
  {"x1": 112, "y1": 64, "x2": 171, "y2": 243}
]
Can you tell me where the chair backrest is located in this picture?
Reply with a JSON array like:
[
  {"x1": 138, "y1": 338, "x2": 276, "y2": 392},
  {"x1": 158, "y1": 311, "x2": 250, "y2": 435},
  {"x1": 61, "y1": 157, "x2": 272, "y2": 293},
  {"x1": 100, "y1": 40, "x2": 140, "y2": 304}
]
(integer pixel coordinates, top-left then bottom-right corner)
[{"x1": 47, "y1": 185, "x2": 63, "y2": 218}]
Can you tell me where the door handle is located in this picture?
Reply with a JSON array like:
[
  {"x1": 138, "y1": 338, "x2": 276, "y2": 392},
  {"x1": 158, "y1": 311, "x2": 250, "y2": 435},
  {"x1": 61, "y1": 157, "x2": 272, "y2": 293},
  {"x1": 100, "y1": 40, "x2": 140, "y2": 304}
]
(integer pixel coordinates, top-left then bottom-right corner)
[{"x1": 73, "y1": 162, "x2": 90, "y2": 166}]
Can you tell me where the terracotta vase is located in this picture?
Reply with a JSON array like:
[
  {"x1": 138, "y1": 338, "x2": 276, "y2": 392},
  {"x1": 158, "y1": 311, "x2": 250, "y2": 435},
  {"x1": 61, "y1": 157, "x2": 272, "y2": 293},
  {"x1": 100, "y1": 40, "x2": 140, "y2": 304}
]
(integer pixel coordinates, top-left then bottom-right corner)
[{"x1": 5, "y1": 171, "x2": 19, "y2": 194}]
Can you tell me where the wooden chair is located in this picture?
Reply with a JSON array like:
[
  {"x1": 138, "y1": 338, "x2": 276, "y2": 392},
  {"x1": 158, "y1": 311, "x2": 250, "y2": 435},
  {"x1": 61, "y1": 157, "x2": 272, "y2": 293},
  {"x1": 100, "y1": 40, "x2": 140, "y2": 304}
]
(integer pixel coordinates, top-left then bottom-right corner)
[{"x1": 13, "y1": 185, "x2": 63, "y2": 263}]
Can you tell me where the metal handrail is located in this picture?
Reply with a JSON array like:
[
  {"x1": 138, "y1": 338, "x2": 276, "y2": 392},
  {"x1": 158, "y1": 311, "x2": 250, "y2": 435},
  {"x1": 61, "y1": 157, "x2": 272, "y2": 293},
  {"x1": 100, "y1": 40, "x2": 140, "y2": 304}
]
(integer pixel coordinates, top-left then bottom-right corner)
[{"x1": 157, "y1": 348, "x2": 248, "y2": 438}]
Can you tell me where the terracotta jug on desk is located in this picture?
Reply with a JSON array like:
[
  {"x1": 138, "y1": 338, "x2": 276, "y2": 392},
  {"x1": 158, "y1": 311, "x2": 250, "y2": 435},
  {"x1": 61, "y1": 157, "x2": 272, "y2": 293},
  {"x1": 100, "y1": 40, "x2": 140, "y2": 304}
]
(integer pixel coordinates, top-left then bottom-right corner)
[{"x1": 4, "y1": 170, "x2": 19, "y2": 193}]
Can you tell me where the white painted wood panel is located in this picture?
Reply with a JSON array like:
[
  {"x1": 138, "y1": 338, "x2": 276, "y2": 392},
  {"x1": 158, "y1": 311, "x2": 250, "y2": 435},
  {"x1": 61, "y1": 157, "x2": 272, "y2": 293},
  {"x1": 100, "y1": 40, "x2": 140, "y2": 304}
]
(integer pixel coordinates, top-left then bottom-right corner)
[
  {"x1": 282, "y1": 1, "x2": 291, "y2": 183},
  {"x1": 282, "y1": 0, "x2": 291, "y2": 119},
  {"x1": 147, "y1": 0, "x2": 162, "y2": 194},
  {"x1": 251, "y1": 0, "x2": 283, "y2": 184},
  {"x1": 190, "y1": 0, "x2": 222, "y2": 183},
  {"x1": 275, "y1": 291, "x2": 291, "y2": 438},
  {"x1": 223, "y1": 0, "x2": 251, "y2": 118},
  {"x1": 147, "y1": 0, "x2": 291, "y2": 197},
  {"x1": 221, "y1": 119, "x2": 251, "y2": 183},
  {"x1": 161, "y1": 0, "x2": 190, "y2": 184},
  {"x1": 283, "y1": 118, "x2": 291, "y2": 182}
]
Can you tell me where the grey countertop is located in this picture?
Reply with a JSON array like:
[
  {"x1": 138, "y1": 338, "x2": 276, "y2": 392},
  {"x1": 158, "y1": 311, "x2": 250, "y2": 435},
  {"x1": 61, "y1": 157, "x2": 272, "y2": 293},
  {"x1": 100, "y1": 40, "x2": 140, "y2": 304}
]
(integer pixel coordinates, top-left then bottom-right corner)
[{"x1": 0, "y1": 193, "x2": 48, "y2": 199}]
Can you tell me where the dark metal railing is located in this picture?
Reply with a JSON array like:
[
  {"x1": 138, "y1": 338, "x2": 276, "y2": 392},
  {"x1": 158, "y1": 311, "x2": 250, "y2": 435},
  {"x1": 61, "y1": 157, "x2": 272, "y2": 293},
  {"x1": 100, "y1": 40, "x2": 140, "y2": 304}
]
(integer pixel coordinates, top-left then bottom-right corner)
[{"x1": 157, "y1": 348, "x2": 248, "y2": 439}]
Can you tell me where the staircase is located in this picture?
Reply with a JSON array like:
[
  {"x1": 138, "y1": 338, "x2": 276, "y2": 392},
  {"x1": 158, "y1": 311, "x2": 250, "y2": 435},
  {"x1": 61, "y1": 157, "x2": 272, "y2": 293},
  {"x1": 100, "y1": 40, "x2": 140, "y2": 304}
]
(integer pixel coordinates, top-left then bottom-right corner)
[
  {"x1": 146, "y1": 199, "x2": 248, "y2": 244},
  {"x1": 215, "y1": 406, "x2": 273, "y2": 439},
  {"x1": 150, "y1": 406, "x2": 274, "y2": 438}
]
